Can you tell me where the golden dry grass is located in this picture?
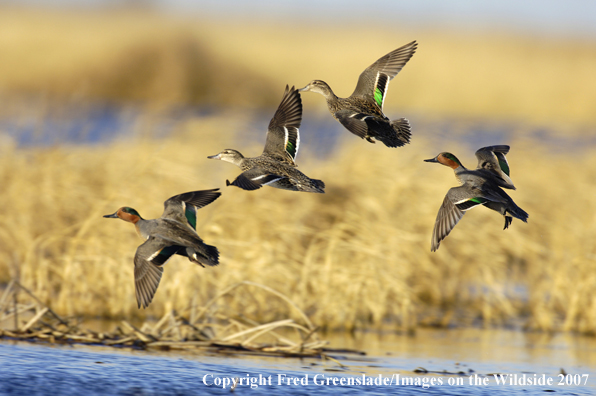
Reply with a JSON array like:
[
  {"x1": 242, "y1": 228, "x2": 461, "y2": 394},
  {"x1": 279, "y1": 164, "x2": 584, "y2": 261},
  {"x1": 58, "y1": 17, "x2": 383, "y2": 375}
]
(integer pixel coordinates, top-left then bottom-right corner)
[
  {"x1": 1, "y1": 9, "x2": 596, "y2": 335},
  {"x1": 1, "y1": 114, "x2": 595, "y2": 334}
]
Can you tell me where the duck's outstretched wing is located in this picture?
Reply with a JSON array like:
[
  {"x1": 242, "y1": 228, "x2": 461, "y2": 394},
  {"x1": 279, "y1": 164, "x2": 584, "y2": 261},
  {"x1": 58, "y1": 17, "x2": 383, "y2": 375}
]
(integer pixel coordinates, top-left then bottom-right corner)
[
  {"x1": 161, "y1": 189, "x2": 221, "y2": 230},
  {"x1": 351, "y1": 41, "x2": 418, "y2": 109},
  {"x1": 431, "y1": 182, "x2": 512, "y2": 251},
  {"x1": 431, "y1": 189, "x2": 466, "y2": 252},
  {"x1": 134, "y1": 236, "x2": 183, "y2": 309},
  {"x1": 475, "y1": 145, "x2": 515, "y2": 189},
  {"x1": 262, "y1": 85, "x2": 302, "y2": 165},
  {"x1": 226, "y1": 168, "x2": 284, "y2": 191}
]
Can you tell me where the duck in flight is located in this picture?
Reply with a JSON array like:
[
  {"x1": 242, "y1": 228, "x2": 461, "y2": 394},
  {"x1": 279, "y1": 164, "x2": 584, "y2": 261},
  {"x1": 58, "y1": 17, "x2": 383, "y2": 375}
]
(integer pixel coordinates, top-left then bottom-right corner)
[
  {"x1": 208, "y1": 85, "x2": 325, "y2": 193},
  {"x1": 299, "y1": 41, "x2": 417, "y2": 148},
  {"x1": 424, "y1": 145, "x2": 528, "y2": 252},
  {"x1": 104, "y1": 189, "x2": 221, "y2": 308}
]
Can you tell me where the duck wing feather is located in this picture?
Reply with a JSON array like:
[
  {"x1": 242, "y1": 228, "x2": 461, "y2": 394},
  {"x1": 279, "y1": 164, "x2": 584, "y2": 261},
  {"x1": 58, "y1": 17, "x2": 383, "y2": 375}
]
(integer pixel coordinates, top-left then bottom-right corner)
[
  {"x1": 350, "y1": 41, "x2": 417, "y2": 109},
  {"x1": 474, "y1": 145, "x2": 515, "y2": 189},
  {"x1": 262, "y1": 85, "x2": 302, "y2": 164},
  {"x1": 161, "y1": 189, "x2": 221, "y2": 230},
  {"x1": 227, "y1": 168, "x2": 284, "y2": 191}
]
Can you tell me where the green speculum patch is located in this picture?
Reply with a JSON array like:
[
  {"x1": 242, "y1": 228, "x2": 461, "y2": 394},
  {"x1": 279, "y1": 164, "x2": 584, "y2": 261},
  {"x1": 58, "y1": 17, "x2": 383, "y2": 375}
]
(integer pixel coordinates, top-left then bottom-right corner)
[
  {"x1": 470, "y1": 197, "x2": 488, "y2": 204},
  {"x1": 374, "y1": 88, "x2": 383, "y2": 107},
  {"x1": 499, "y1": 159, "x2": 510, "y2": 176},
  {"x1": 286, "y1": 141, "x2": 296, "y2": 157},
  {"x1": 152, "y1": 245, "x2": 180, "y2": 266},
  {"x1": 185, "y1": 206, "x2": 197, "y2": 230},
  {"x1": 159, "y1": 245, "x2": 179, "y2": 258}
]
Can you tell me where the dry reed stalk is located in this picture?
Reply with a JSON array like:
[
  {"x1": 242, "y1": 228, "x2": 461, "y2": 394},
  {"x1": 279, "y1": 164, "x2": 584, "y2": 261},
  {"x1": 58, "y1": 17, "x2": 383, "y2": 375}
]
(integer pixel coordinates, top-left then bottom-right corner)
[
  {"x1": 20, "y1": 307, "x2": 48, "y2": 332},
  {"x1": 121, "y1": 320, "x2": 157, "y2": 343},
  {"x1": 0, "y1": 279, "x2": 347, "y2": 360},
  {"x1": 191, "y1": 281, "x2": 316, "y2": 331}
]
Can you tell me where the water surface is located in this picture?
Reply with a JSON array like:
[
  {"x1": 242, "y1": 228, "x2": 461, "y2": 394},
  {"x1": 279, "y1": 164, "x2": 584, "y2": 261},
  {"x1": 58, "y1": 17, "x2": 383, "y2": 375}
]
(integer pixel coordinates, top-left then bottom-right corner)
[{"x1": 2, "y1": 328, "x2": 595, "y2": 395}]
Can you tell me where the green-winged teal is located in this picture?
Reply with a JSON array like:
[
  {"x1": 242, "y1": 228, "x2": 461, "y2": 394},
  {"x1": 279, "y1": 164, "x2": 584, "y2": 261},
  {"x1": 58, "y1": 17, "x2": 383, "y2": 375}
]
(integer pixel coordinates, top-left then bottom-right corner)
[
  {"x1": 208, "y1": 85, "x2": 325, "y2": 193},
  {"x1": 424, "y1": 145, "x2": 528, "y2": 252},
  {"x1": 298, "y1": 40, "x2": 417, "y2": 148},
  {"x1": 104, "y1": 189, "x2": 221, "y2": 308}
]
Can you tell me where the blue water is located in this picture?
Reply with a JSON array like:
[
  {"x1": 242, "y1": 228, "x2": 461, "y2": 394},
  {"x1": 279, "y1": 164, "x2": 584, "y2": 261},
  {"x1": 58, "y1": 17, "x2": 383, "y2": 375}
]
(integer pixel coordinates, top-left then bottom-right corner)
[
  {"x1": 2, "y1": 104, "x2": 594, "y2": 157},
  {"x1": 1, "y1": 328, "x2": 595, "y2": 395}
]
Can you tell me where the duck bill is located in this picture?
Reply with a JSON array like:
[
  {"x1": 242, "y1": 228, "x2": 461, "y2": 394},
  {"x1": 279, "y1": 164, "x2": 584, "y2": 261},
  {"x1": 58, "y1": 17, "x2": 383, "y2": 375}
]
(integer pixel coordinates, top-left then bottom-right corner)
[
  {"x1": 103, "y1": 211, "x2": 119, "y2": 218},
  {"x1": 424, "y1": 157, "x2": 439, "y2": 163},
  {"x1": 207, "y1": 153, "x2": 221, "y2": 160},
  {"x1": 297, "y1": 85, "x2": 309, "y2": 92}
]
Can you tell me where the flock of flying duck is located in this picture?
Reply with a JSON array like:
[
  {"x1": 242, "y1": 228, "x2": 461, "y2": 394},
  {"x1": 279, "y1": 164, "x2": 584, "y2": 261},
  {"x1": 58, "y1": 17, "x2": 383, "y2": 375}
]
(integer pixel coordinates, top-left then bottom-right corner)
[{"x1": 104, "y1": 41, "x2": 529, "y2": 309}]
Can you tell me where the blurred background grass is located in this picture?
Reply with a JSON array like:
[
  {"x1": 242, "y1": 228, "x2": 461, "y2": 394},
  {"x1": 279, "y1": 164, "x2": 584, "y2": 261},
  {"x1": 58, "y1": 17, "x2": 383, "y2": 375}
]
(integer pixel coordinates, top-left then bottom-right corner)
[{"x1": 1, "y1": 2, "x2": 595, "y2": 335}]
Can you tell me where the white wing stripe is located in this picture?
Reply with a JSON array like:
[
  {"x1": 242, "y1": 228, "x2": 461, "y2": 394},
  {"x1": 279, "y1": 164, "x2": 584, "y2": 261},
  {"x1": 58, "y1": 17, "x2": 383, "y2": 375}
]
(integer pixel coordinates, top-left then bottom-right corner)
[
  {"x1": 262, "y1": 177, "x2": 283, "y2": 186},
  {"x1": 147, "y1": 250, "x2": 161, "y2": 261},
  {"x1": 295, "y1": 127, "x2": 300, "y2": 160}
]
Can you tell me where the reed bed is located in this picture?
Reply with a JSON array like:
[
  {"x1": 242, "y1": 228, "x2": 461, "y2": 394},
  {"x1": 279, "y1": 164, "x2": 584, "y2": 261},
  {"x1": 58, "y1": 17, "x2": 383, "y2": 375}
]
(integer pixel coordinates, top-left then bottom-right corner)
[
  {"x1": 0, "y1": 8, "x2": 595, "y2": 336},
  {"x1": 0, "y1": 279, "x2": 357, "y2": 361},
  {"x1": 0, "y1": 114, "x2": 595, "y2": 335}
]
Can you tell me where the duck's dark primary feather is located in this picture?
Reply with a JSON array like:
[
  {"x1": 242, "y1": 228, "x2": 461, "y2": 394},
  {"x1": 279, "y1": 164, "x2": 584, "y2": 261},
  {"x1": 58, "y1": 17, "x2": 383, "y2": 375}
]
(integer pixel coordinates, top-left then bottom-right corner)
[{"x1": 263, "y1": 85, "x2": 302, "y2": 165}]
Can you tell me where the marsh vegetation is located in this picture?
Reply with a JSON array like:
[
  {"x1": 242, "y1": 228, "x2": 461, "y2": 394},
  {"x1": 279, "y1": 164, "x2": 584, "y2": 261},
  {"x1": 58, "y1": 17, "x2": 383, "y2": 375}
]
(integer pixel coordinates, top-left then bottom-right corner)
[{"x1": 1, "y1": 8, "x2": 595, "y2": 337}]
